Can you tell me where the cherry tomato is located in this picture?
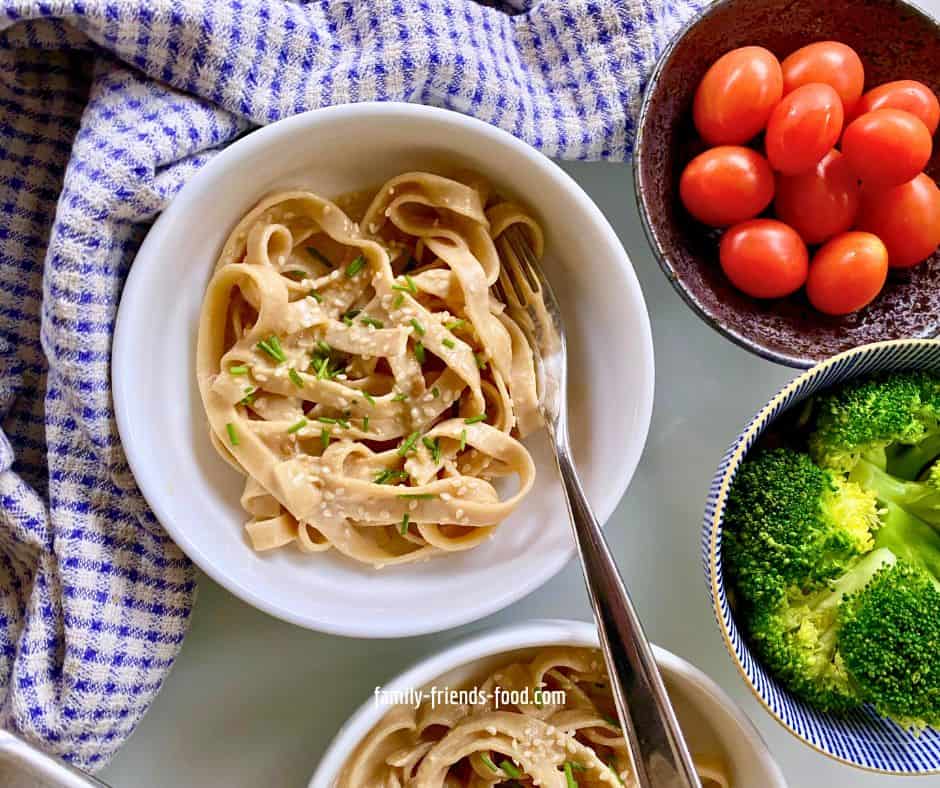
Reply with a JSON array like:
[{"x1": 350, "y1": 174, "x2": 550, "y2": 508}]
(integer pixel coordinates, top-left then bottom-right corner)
[
  {"x1": 856, "y1": 173, "x2": 940, "y2": 268},
  {"x1": 719, "y1": 219, "x2": 809, "y2": 298},
  {"x1": 693, "y1": 46, "x2": 784, "y2": 145},
  {"x1": 782, "y1": 41, "x2": 865, "y2": 116},
  {"x1": 774, "y1": 149, "x2": 860, "y2": 244},
  {"x1": 679, "y1": 146, "x2": 775, "y2": 227},
  {"x1": 842, "y1": 109, "x2": 933, "y2": 188},
  {"x1": 806, "y1": 232, "x2": 888, "y2": 315},
  {"x1": 765, "y1": 83, "x2": 844, "y2": 175},
  {"x1": 853, "y1": 79, "x2": 940, "y2": 135}
]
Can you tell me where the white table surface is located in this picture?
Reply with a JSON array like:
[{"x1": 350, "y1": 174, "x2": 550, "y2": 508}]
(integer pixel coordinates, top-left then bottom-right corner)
[{"x1": 100, "y1": 159, "x2": 938, "y2": 788}]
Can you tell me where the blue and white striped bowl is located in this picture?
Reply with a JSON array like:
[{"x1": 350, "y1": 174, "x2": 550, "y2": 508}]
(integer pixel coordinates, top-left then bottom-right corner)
[{"x1": 704, "y1": 339, "x2": 940, "y2": 774}]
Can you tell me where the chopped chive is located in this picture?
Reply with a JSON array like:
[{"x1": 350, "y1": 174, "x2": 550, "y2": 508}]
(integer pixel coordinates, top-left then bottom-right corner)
[
  {"x1": 422, "y1": 437, "x2": 441, "y2": 463},
  {"x1": 391, "y1": 275, "x2": 418, "y2": 295},
  {"x1": 459, "y1": 429, "x2": 467, "y2": 451},
  {"x1": 257, "y1": 335, "x2": 286, "y2": 363},
  {"x1": 289, "y1": 368, "x2": 304, "y2": 388},
  {"x1": 308, "y1": 290, "x2": 323, "y2": 302},
  {"x1": 563, "y1": 762, "x2": 579, "y2": 788},
  {"x1": 397, "y1": 431, "x2": 420, "y2": 456},
  {"x1": 444, "y1": 318, "x2": 465, "y2": 331},
  {"x1": 392, "y1": 392, "x2": 408, "y2": 402},
  {"x1": 345, "y1": 255, "x2": 365, "y2": 277},
  {"x1": 602, "y1": 714, "x2": 621, "y2": 729},
  {"x1": 341, "y1": 308, "x2": 361, "y2": 326},
  {"x1": 464, "y1": 414, "x2": 486, "y2": 424},
  {"x1": 431, "y1": 386, "x2": 440, "y2": 398},
  {"x1": 375, "y1": 469, "x2": 408, "y2": 485},
  {"x1": 360, "y1": 316, "x2": 384, "y2": 329},
  {"x1": 414, "y1": 341, "x2": 425, "y2": 364},
  {"x1": 337, "y1": 418, "x2": 351, "y2": 429},
  {"x1": 442, "y1": 338, "x2": 455, "y2": 349},
  {"x1": 316, "y1": 340, "x2": 331, "y2": 354},
  {"x1": 225, "y1": 423, "x2": 239, "y2": 446},
  {"x1": 362, "y1": 415, "x2": 370, "y2": 432},
  {"x1": 474, "y1": 352, "x2": 487, "y2": 369},
  {"x1": 284, "y1": 269, "x2": 308, "y2": 280},
  {"x1": 409, "y1": 319, "x2": 425, "y2": 336},
  {"x1": 392, "y1": 293, "x2": 404, "y2": 309},
  {"x1": 312, "y1": 356, "x2": 330, "y2": 380},
  {"x1": 229, "y1": 364, "x2": 249, "y2": 375},
  {"x1": 569, "y1": 761, "x2": 586, "y2": 771},
  {"x1": 398, "y1": 492, "x2": 436, "y2": 500},
  {"x1": 287, "y1": 417, "x2": 308, "y2": 434},
  {"x1": 400, "y1": 513, "x2": 410, "y2": 535},
  {"x1": 321, "y1": 428, "x2": 331, "y2": 449},
  {"x1": 481, "y1": 754, "x2": 498, "y2": 773},
  {"x1": 362, "y1": 391, "x2": 376, "y2": 406},
  {"x1": 306, "y1": 247, "x2": 333, "y2": 267},
  {"x1": 239, "y1": 387, "x2": 256, "y2": 406},
  {"x1": 316, "y1": 416, "x2": 337, "y2": 424},
  {"x1": 501, "y1": 760, "x2": 522, "y2": 778}
]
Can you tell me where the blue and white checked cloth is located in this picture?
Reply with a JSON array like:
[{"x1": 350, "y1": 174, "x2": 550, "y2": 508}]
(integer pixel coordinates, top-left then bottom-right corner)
[{"x1": 0, "y1": 0, "x2": 702, "y2": 771}]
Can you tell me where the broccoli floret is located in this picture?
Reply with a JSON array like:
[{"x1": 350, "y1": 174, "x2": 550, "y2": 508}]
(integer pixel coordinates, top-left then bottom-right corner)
[
  {"x1": 850, "y1": 458, "x2": 940, "y2": 532},
  {"x1": 724, "y1": 448, "x2": 880, "y2": 610},
  {"x1": 749, "y1": 549, "x2": 895, "y2": 712},
  {"x1": 840, "y1": 559, "x2": 940, "y2": 730},
  {"x1": 809, "y1": 372, "x2": 940, "y2": 476}
]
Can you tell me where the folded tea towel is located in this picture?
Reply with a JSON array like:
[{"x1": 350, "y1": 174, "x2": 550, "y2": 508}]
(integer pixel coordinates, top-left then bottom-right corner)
[{"x1": 0, "y1": 0, "x2": 704, "y2": 771}]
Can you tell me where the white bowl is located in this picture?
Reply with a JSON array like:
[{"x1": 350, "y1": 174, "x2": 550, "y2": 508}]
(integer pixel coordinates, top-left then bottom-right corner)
[
  {"x1": 113, "y1": 103, "x2": 654, "y2": 638},
  {"x1": 311, "y1": 619, "x2": 787, "y2": 787}
]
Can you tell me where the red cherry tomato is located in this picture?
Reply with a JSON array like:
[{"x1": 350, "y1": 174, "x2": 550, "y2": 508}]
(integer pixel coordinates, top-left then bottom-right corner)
[
  {"x1": 719, "y1": 219, "x2": 809, "y2": 298},
  {"x1": 842, "y1": 109, "x2": 933, "y2": 188},
  {"x1": 853, "y1": 80, "x2": 939, "y2": 135},
  {"x1": 856, "y1": 173, "x2": 940, "y2": 268},
  {"x1": 765, "y1": 83, "x2": 844, "y2": 175},
  {"x1": 806, "y1": 232, "x2": 888, "y2": 315},
  {"x1": 782, "y1": 41, "x2": 865, "y2": 116},
  {"x1": 679, "y1": 146, "x2": 775, "y2": 227},
  {"x1": 774, "y1": 149, "x2": 860, "y2": 244},
  {"x1": 693, "y1": 46, "x2": 784, "y2": 145}
]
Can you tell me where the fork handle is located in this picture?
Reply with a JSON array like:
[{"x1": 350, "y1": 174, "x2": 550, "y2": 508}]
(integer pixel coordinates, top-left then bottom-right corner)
[{"x1": 553, "y1": 445, "x2": 701, "y2": 788}]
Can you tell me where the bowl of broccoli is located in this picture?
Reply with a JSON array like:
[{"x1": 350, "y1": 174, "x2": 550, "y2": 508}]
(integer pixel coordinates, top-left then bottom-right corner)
[{"x1": 705, "y1": 338, "x2": 940, "y2": 774}]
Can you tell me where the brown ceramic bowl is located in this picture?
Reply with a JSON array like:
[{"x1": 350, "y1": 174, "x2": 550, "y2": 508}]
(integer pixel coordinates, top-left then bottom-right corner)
[{"x1": 634, "y1": 0, "x2": 940, "y2": 369}]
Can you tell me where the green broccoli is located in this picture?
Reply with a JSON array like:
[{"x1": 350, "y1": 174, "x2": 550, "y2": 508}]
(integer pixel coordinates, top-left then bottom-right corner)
[
  {"x1": 809, "y1": 371, "x2": 940, "y2": 477},
  {"x1": 748, "y1": 549, "x2": 894, "y2": 713},
  {"x1": 724, "y1": 441, "x2": 940, "y2": 728},
  {"x1": 724, "y1": 448, "x2": 879, "y2": 610},
  {"x1": 840, "y1": 559, "x2": 940, "y2": 729},
  {"x1": 850, "y1": 458, "x2": 940, "y2": 533}
]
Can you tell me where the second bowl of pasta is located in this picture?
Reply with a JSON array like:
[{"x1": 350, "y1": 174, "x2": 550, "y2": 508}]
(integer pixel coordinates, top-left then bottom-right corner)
[
  {"x1": 310, "y1": 619, "x2": 787, "y2": 787},
  {"x1": 113, "y1": 103, "x2": 654, "y2": 637}
]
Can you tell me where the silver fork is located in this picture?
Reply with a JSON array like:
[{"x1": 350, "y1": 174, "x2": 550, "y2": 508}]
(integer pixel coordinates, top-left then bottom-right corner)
[{"x1": 495, "y1": 227, "x2": 701, "y2": 788}]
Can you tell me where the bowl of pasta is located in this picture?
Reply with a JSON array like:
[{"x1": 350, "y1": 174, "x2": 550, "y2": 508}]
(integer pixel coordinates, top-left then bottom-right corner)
[
  {"x1": 112, "y1": 103, "x2": 655, "y2": 637},
  {"x1": 311, "y1": 619, "x2": 786, "y2": 787}
]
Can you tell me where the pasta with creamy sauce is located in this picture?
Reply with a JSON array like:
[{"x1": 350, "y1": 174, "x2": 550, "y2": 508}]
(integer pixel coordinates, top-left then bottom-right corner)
[
  {"x1": 197, "y1": 172, "x2": 541, "y2": 567},
  {"x1": 340, "y1": 647, "x2": 732, "y2": 787}
]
